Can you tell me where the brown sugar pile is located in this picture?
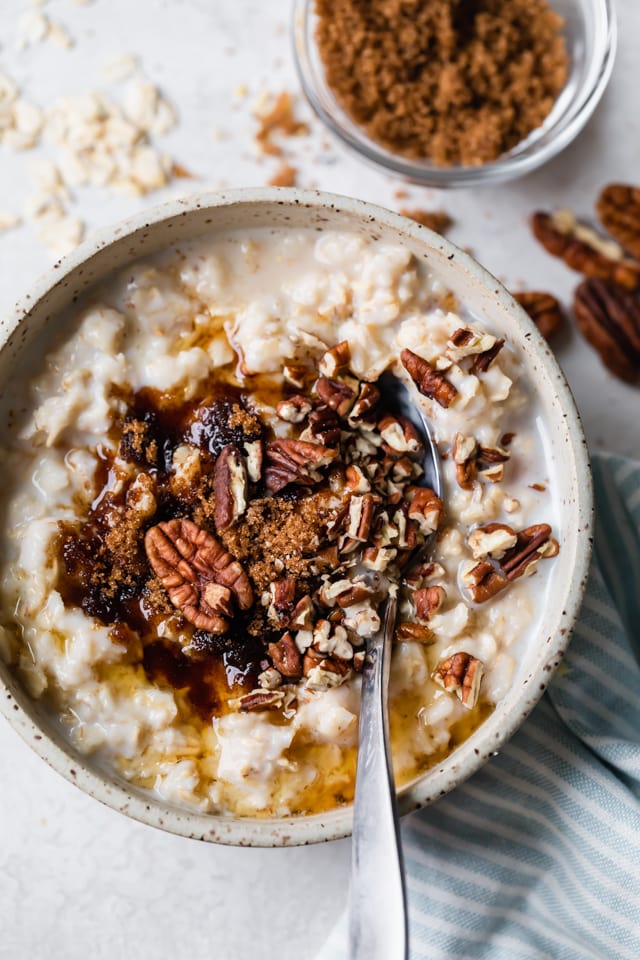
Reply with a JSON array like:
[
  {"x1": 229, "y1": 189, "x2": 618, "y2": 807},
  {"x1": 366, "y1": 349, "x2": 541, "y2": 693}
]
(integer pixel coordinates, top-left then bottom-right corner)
[{"x1": 315, "y1": 0, "x2": 569, "y2": 167}]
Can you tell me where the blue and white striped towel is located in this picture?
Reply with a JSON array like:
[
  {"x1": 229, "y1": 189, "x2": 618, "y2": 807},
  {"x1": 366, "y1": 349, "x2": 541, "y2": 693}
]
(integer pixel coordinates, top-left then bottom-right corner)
[{"x1": 318, "y1": 452, "x2": 640, "y2": 960}]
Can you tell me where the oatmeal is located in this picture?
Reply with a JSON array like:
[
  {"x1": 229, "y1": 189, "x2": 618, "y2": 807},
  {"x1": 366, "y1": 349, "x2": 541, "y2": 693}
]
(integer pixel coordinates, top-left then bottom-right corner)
[{"x1": 0, "y1": 229, "x2": 559, "y2": 817}]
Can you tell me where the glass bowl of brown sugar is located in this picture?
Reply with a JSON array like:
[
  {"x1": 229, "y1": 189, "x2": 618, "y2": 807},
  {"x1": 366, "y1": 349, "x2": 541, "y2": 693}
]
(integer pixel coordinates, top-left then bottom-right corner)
[{"x1": 293, "y1": 0, "x2": 617, "y2": 188}]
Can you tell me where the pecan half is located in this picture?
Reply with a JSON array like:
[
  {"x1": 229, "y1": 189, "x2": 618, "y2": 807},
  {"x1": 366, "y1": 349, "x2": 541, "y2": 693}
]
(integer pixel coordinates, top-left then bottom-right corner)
[
  {"x1": 573, "y1": 278, "x2": 640, "y2": 383},
  {"x1": 501, "y1": 524, "x2": 559, "y2": 580},
  {"x1": 213, "y1": 444, "x2": 247, "y2": 532},
  {"x1": 597, "y1": 183, "x2": 640, "y2": 260},
  {"x1": 433, "y1": 652, "x2": 484, "y2": 709},
  {"x1": 467, "y1": 523, "x2": 517, "y2": 560},
  {"x1": 532, "y1": 211, "x2": 640, "y2": 291},
  {"x1": 513, "y1": 291, "x2": 566, "y2": 340},
  {"x1": 268, "y1": 631, "x2": 303, "y2": 678},
  {"x1": 400, "y1": 348, "x2": 458, "y2": 408},
  {"x1": 264, "y1": 438, "x2": 337, "y2": 492},
  {"x1": 144, "y1": 519, "x2": 253, "y2": 631}
]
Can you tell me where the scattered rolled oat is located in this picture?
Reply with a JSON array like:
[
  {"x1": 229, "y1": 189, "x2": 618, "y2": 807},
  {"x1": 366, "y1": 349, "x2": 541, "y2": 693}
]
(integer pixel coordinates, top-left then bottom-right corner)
[{"x1": 314, "y1": 0, "x2": 568, "y2": 167}]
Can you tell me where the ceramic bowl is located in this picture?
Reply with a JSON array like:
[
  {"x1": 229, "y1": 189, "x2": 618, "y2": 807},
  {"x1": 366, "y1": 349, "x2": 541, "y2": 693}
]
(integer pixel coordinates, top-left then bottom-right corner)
[{"x1": 0, "y1": 188, "x2": 593, "y2": 845}]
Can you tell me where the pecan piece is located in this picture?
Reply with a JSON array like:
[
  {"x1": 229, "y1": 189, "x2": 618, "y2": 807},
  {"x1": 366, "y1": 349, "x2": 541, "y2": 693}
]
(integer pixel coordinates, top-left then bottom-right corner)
[
  {"x1": 395, "y1": 621, "x2": 434, "y2": 643},
  {"x1": 268, "y1": 631, "x2": 303, "y2": 678},
  {"x1": 213, "y1": 444, "x2": 247, "y2": 532},
  {"x1": 318, "y1": 340, "x2": 351, "y2": 377},
  {"x1": 315, "y1": 377, "x2": 356, "y2": 417},
  {"x1": 573, "y1": 279, "x2": 640, "y2": 383},
  {"x1": 532, "y1": 211, "x2": 640, "y2": 291},
  {"x1": 348, "y1": 382, "x2": 381, "y2": 426},
  {"x1": 452, "y1": 433, "x2": 477, "y2": 489},
  {"x1": 144, "y1": 519, "x2": 253, "y2": 631},
  {"x1": 447, "y1": 327, "x2": 497, "y2": 362},
  {"x1": 304, "y1": 407, "x2": 342, "y2": 446},
  {"x1": 378, "y1": 415, "x2": 422, "y2": 454},
  {"x1": 474, "y1": 338, "x2": 505, "y2": 373},
  {"x1": 276, "y1": 395, "x2": 312, "y2": 423},
  {"x1": 405, "y1": 486, "x2": 443, "y2": 535},
  {"x1": 433, "y1": 652, "x2": 484, "y2": 709},
  {"x1": 414, "y1": 585, "x2": 446, "y2": 622},
  {"x1": 476, "y1": 444, "x2": 510, "y2": 483},
  {"x1": 467, "y1": 523, "x2": 517, "y2": 560},
  {"x1": 400, "y1": 348, "x2": 458, "y2": 408},
  {"x1": 237, "y1": 689, "x2": 285, "y2": 712},
  {"x1": 597, "y1": 183, "x2": 640, "y2": 260},
  {"x1": 462, "y1": 560, "x2": 507, "y2": 603},
  {"x1": 267, "y1": 577, "x2": 297, "y2": 627},
  {"x1": 264, "y1": 438, "x2": 337, "y2": 492},
  {"x1": 347, "y1": 493, "x2": 379, "y2": 542},
  {"x1": 513, "y1": 291, "x2": 566, "y2": 340},
  {"x1": 501, "y1": 524, "x2": 559, "y2": 581}
]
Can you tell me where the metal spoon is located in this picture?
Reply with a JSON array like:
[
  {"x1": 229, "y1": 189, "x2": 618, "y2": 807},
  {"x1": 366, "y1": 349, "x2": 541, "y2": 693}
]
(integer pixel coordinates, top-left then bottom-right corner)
[{"x1": 349, "y1": 372, "x2": 442, "y2": 960}]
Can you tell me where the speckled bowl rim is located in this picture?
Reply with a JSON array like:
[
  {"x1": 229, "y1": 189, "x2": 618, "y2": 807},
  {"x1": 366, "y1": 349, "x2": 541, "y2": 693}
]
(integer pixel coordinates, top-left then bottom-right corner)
[{"x1": 0, "y1": 188, "x2": 593, "y2": 846}]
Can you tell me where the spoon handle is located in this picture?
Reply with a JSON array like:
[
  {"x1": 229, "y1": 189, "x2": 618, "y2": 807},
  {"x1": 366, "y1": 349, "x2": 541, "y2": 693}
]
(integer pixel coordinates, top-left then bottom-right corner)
[{"x1": 349, "y1": 595, "x2": 408, "y2": 960}]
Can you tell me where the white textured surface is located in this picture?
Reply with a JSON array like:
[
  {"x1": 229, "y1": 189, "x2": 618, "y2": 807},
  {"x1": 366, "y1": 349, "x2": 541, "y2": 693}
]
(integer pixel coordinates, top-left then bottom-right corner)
[{"x1": 0, "y1": 0, "x2": 638, "y2": 957}]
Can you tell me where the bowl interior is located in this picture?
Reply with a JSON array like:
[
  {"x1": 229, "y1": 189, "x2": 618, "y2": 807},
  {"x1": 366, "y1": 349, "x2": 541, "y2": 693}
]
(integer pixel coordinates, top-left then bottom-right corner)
[
  {"x1": 0, "y1": 189, "x2": 593, "y2": 845},
  {"x1": 293, "y1": 0, "x2": 616, "y2": 187}
]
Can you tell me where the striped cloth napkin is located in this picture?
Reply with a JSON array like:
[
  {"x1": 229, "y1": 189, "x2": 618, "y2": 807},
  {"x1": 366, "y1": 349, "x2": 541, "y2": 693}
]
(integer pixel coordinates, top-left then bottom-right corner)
[{"x1": 318, "y1": 452, "x2": 640, "y2": 960}]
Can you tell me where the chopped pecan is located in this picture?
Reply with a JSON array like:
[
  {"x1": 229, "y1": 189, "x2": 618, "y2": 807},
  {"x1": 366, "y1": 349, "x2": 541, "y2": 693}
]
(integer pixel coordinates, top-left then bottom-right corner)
[
  {"x1": 474, "y1": 338, "x2": 505, "y2": 373},
  {"x1": 348, "y1": 382, "x2": 381, "y2": 426},
  {"x1": 378, "y1": 414, "x2": 422, "y2": 454},
  {"x1": 290, "y1": 595, "x2": 315, "y2": 629},
  {"x1": 467, "y1": 523, "x2": 517, "y2": 560},
  {"x1": 347, "y1": 493, "x2": 379, "y2": 541},
  {"x1": 258, "y1": 666, "x2": 283, "y2": 690},
  {"x1": 597, "y1": 183, "x2": 640, "y2": 260},
  {"x1": 345, "y1": 464, "x2": 371, "y2": 493},
  {"x1": 405, "y1": 486, "x2": 443, "y2": 535},
  {"x1": 264, "y1": 438, "x2": 337, "y2": 492},
  {"x1": 361, "y1": 544, "x2": 397, "y2": 572},
  {"x1": 315, "y1": 377, "x2": 356, "y2": 416},
  {"x1": 144, "y1": 519, "x2": 253, "y2": 630},
  {"x1": 476, "y1": 445, "x2": 510, "y2": 483},
  {"x1": 237, "y1": 689, "x2": 285, "y2": 712},
  {"x1": 513, "y1": 291, "x2": 566, "y2": 340},
  {"x1": 447, "y1": 327, "x2": 497, "y2": 362},
  {"x1": 462, "y1": 560, "x2": 507, "y2": 603},
  {"x1": 414, "y1": 585, "x2": 446, "y2": 622},
  {"x1": 532, "y1": 210, "x2": 640, "y2": 291},
  {"x1": 400, "y1": 348, "x2": 458, "y2": 408},
  {"x1": 433, "y1": 652, "x2": 484, "y2": 709},
  {"x1": 202, "y1": 582, "x2": 234, "y2": 619},
  {"x1": 452, "y1": 433, "x2": 477, "y2": 489},
  {"x1": 213, "y1": 444, "x2": 247, "y2": 532},
  {"x1": 276, "y1": 395, "x2": 312, "y2": 423},
  {"x1": 283, "y1": 363, "x2": 309, "y2": 389},
  {"x1": 267, "y1": 577, "x2": 297, "y2": 626},
  {"x1": 268, "y1": 631, "x2": 303, "y2": 678},
  {"x1": 243, "y1": 440, "x2": 263, "y2": 483},
  {"x1": 318, "y1": 340, "x2": 351, "y2": 378},
  {"x1": 304, "y1": 406, "x2": 342, "y2": 446},
  {"x1": 573, "y1": 278, "x2": 640, "y2": 383},
  {"x1": 501, "y1": 524, "x2": 559, "y2": 581}
]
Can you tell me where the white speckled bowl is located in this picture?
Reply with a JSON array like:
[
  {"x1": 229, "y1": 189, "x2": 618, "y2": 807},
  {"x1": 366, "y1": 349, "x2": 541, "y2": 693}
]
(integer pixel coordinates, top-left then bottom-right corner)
[{"x1": 0, "y1": 188, "x2": 593, "y2": 846}]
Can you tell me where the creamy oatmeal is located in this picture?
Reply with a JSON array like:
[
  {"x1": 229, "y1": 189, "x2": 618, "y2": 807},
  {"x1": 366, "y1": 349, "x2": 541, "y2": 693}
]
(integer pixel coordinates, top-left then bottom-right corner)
[{"x1": 0, "y1": 228, "x2": 559, "y2": 817}]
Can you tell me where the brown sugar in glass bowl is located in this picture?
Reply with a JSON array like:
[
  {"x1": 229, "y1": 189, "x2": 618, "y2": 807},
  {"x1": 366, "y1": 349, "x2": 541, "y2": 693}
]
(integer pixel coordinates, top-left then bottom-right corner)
[{"x1": 293, "y1": 0, "x2": 617, "y2": 187}]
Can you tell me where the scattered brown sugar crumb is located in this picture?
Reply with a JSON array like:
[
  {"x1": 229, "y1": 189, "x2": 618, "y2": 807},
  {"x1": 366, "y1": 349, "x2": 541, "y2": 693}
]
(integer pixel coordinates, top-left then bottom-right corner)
[
  {"x1": 120, "y1": 419, "x2": 158, "y2": 466},
  {"x1": 255, "y1": 91, "x2": 309, "y2": 156},
  {"x1": 315, "y1": 0, "x2": 569, "y2": 167},
  {"x1": 530, "y1": 483, "x2": 547, "y2": 492},
  {"x1": 400, "y1": 208, "x2": 452, "y2": 234},
  {"x1": 219, "y1": 494, "x2": 335, "y2": 594},
  {"x1": 228, "y1": 403, "x2": 261, "y2": 435},
  {"x1": 268, "y1": 162, "x2": 297, "y2": 187}
]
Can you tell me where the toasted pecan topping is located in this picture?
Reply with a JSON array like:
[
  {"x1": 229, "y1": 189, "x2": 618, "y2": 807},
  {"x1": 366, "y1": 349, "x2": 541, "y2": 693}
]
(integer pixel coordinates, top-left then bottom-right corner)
[{"x1": 400, "y1": 348, "x2": 458, "y2": 408}]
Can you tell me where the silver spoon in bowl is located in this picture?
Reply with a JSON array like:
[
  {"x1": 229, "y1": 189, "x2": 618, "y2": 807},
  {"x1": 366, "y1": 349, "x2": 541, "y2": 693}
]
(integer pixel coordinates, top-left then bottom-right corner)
[{"x1": 349, "y1": 372, "x2": 442, "y2": 960}]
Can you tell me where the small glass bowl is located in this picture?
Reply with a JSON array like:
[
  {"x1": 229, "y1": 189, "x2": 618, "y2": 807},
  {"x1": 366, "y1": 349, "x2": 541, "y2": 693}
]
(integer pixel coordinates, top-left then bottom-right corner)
[{"x1": 293, "y1": 0, "x2": 617, "y2": 188}]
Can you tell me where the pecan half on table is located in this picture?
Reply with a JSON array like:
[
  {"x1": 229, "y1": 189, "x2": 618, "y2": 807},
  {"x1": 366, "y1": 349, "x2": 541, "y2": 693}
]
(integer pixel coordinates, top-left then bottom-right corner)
[
  {"x1": 513, "y1": 291, "x2": 565, "y2": 340},
  {"x1": 531, "y1": 211, "x2": 640, "y2": 291},
  {"x1": 573, "y1": 278, "x2": 640, "y2": 383},
  {"x1": 597, "y1": 183, "x2": 640, "y2": 260}
]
